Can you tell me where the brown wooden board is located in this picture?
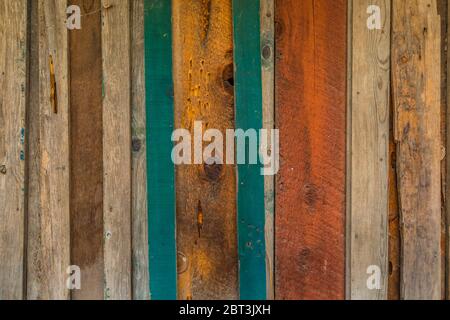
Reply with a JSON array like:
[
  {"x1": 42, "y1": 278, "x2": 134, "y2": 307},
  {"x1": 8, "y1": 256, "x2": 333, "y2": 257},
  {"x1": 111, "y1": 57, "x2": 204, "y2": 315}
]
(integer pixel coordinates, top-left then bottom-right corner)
[
  {"x1": 392, "y1": 0, "x2": 442, "y2": 300},
  {"x1": 172, "y1": 0, "x2": 238, "y2": 300},
  {"x1": 275, "y1": 0, "x2": 347, "y2": 300},
  {"x1": 69, "y1": 0, "x2": 104, "y2": 300}
]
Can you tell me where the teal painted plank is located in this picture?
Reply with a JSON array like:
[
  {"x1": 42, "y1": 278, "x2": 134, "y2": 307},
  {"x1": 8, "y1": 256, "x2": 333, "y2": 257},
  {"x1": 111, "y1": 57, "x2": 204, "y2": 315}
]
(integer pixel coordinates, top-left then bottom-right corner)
[
  {"x1": 144, "y1": 0, "x2": 177, "y2": 300},
  {"x1": 232, "y1": 0, "x2": 267, "y2": 300}
]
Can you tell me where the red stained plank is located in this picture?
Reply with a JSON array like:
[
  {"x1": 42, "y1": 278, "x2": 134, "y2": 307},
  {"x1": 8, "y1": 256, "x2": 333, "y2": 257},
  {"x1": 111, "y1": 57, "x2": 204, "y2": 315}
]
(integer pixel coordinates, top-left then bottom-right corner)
[{"x1": 275, "y1": 0, "x2": 347, "y2": 300}]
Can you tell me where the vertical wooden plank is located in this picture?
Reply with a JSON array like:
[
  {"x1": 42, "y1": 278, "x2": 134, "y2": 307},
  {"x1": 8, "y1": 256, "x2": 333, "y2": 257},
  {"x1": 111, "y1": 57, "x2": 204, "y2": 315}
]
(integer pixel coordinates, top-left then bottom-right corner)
[
  {"x1": 101, "y1": 0, "x2": 132, "y2": 300},
  {"x1": 131, "y1": 0, "x2": 150, "y2": 301},
  {"x1": 172, "y1": 0, "x2": 238, "y2": 300},
  {"x1": 345, "y1": 0, "x2": 353, "y2": 300},
  {"x1": 350, "y1": 0, "x2": 390, "y2": 300},
  {"x1": 437, "y1": 0, "x2": 447, "y2": 301},
  {"x1": 275, "y1": 0, "x2": 347, "y2": 300},
  {"x1": 233, "y1": 0, "x2": 267, "y2": 300},
  {"x1": 392, "y1": 0, "x2": 442, "y2": 300},
  {"x1": 0, "y1": 0, "x2": 28, "y2": 300},
  {"x1": 447, "y1": 0, "x2": 450, "y2": 300},
  {"x1": 144, "y1": 0, "x2": 177, "y2": 300},
  {"x1": 69, "y1": 0, "x2": 104, "y2": 300},
  {"x1": 261, "y1": 0, "x2": 275, "y2": 300},
  {"x1": 26, "y1": 0, "x2": 39, "y2": 301},
  {"x1": 27, "y1": 0, "x2": 71, "y2": 300}
]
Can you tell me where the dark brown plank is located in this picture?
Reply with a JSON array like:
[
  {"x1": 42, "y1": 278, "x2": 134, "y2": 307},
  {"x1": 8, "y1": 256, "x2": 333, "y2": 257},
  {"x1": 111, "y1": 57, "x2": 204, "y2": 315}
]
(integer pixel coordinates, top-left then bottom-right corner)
[{"x1": 69, "y1": 0, "x2": 104, "y2": 300}]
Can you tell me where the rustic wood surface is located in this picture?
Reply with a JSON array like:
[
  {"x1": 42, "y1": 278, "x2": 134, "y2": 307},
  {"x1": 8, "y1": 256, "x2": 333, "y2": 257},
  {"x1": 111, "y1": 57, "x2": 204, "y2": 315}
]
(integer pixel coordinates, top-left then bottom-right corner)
[
  {"x1": 1, "y1": 0, "x2": 450, "y2": 301},
  {"x1": 437, "y1": 0, "x2": 447, "y2": 301},
  {"x1": 172, "y1": 0, "x2": 238, "y2": 300},
  {"x1": 275, "y1": 0, "x2": 347, "y2": 300},
  {"x1": 349, "y1": 0, "x2": 390, "y2": 300},
  {"x1": 388, "y1": 100, "x2": 401, "y2": 300},
  {"x1": 27, "y1": 0, "x2": 71, "y2": 300},
  {"x1": 261, "y1": 0, "x2": 275, "y2": 300},
  {"x1": 131, "y1": 0, "x2": 150, "y2": 301},
  {"x1": 392, "y1": 0, "x2": 442, "y2": 300},
  {"x1": 69, "y1": 0, "x2": 104, "y2": 300},
  {"x1": 0, "y1": 0, "x2": 28, "y2": 300},
  {"x1": 447, "y1": 0, "x2": 450, "y2": 300},
  {"x1": 101, "y1": 0, "x2": 132, "y2": 300}
]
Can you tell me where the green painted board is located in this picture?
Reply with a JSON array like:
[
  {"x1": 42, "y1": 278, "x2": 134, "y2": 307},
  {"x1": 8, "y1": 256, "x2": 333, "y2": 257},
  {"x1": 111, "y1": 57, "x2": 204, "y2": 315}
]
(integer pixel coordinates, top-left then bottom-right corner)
[
  {"x1": 232, "y1": 0, "x2": 267, "y2": 300},
  {"x1": 144, "y1": 0, "x2": 177, "y2": 300}
]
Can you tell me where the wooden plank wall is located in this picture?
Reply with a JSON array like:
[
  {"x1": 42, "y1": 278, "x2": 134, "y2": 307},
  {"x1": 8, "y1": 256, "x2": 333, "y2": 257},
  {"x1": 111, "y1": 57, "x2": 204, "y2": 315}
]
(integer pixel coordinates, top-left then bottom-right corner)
[{"x1": 2, "y1": 0, "x2": 450, "y2": 300}]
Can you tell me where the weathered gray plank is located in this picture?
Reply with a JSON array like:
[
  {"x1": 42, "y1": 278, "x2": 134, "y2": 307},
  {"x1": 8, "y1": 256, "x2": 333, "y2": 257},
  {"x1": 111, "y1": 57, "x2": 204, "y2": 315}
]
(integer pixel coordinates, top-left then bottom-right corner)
[
  {"x1": 131, "y1": 0, "x2": 150, "y2": 300},
  {"x1": 261, "y1": 0, "x2": 274, "y2": 301},
  {"x1": 349, "y1": 0, "x2": 390, "y2": 300},
  {"x1": 27, "y1": 0, "x2": 71, "y2": 300},
  {"x1": 0, "y1": 0, "x2": 28, "y2": 300},
  {"x1": 101, "y1": 0, "x2": 132, "y2": 300}
]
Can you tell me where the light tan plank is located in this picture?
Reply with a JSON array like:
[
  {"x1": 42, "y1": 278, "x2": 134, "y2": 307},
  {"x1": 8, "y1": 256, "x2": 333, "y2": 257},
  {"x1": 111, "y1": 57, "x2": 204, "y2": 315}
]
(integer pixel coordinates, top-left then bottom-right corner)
[
  {"x1": 0, "y1": 0, "x2": 28, "y2": 300},
  {"x1": 392, "y1": 0, "x2": 442, "y2": 300},
  {"x1": 101, "y1": 0, "x2": 132, "y2": 300},
  {"x1": 261, "y1": 0, "x2": 274, "y2": 301},
  {"x1": 131, "y1": 0, "x2": 150, "y2": 300},
  {"x1": 27, "y1": 0, "x2": 71, "y2": 300},
  {"x1": 349, "y1": 0, "x2": 390, "y2": 300}
]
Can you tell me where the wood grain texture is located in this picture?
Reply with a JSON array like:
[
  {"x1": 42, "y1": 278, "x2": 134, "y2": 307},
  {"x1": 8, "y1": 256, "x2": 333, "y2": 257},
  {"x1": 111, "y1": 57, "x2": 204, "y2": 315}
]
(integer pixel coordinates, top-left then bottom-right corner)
[
  {"x1": 275, "y1": 0, "x2": 347, "y2": 300},
  {"x1": 172, "y1": 0, "x2": 238, "y2": 300},
  {"x1": 233, "y1": 0, "x2": 267, "y2": 300},
  {"x1": 349, "y1": 0, "x2": 390, "y2": 300},
  {"x1": 437, "y1": 0, "x2": 446, "y2": 301},
  {"x1": 261, "y1": 0, "x2": 275, "y2": 300},
  {"x1": 145, "y1": 0, "x2": 177, "y2": 300},
  {"x1": 345, "y1": 0, "x2": 353, "y2": 299},
  {"x1": 69, "y1": 0, "x2": 104, "y2": 300},
  {"x1": 101, "y1": 0, "x2": 132, "y2": 300},
  {"x1": 388, "y1": 98, "x2": 401, "y2": 300},
  {"x1": 392, "y1": 0, "x2": 442, "y2": 300},
  {"x1": 27, "y1": 0, "x2": 71, "y2": 300},
  {"x1": 447, "y1": 0, "x2": 450, "y2": 300},
  {"x1": 0, "y1": 0, "x2": 28, "y2": 300},
  {"x1": 131, "y1": 0, "x2": 150, "y2": 301}
]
